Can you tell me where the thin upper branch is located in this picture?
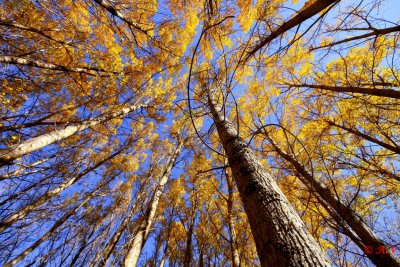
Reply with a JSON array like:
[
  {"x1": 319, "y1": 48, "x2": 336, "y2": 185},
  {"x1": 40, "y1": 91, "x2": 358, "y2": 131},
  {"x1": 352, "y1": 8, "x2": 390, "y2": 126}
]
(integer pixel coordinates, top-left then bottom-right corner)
[{"x1": 246, "y1": 0, "x2": 339, "y2": 61}]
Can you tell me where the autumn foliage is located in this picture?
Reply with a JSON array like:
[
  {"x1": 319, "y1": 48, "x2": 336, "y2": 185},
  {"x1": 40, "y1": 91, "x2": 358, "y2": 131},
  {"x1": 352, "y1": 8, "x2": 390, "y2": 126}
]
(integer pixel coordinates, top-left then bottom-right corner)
[{"x1": 0, "y1": 0, "x2": 399, "y2": 266}]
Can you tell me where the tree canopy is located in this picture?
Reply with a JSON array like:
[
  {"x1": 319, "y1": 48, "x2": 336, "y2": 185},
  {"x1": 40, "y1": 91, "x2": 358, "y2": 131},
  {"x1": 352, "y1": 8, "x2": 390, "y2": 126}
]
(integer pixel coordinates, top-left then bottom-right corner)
[{"x1": 0, "y1": 0, "x2": 399, "y2": 266}]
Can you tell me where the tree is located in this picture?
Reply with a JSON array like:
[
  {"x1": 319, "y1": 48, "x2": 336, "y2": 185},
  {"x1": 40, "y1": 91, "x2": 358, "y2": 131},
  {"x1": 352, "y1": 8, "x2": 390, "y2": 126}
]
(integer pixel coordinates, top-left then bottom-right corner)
[
  {"x1": 1, "y1": 0, "x2": 399, "y2": 266},
  {"x1": 125, "y1": 135, "x2": 184, "y2": 267}
]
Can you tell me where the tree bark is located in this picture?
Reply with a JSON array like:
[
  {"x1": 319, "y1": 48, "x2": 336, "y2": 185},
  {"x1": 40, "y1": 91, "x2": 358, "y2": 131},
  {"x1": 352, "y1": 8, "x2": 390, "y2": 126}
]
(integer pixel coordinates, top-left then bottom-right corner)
[
  {"x1": 183, "y1": 216, "x2": 195, "y2": 267},
  {"x1": 93, "y1": 0, "x2": 148, "y2": 34},
  {"x1": 0, "y1": 103, "x2": 147, "y2": 167},
  {"x1": 159, "y1": 257, "x2": 166, "y2": 267},
  {"x1": 159, "y1": 207, "x2": 174, "y2": 267},
  {"x1": 266, "y1": 133, "x2": 400, "y2": 267},
  {"x1": 225, "y1": 167, "x2": 241, "y2": 267},
  {"x1": 0, "y1": 55, "x2": 119, "y2": 75},
  {"x1": 311, "y1": 25, "x2": 400, "y2": 51},
  {"x1": 246, "y1": 0, "x2": 339, "y2": 61},
  {"x1": 124, "y1": 142, "x2": 182, "y2": 267},
  {"x1": 199, "y1": 247, "x2": 204, "y2": 267},
  {"x1": 207, "y1": 93, "x2": 330, "y2": 267},
  {"x1": 90, "y1": 194, "x2": 143, "y2": 267},
  {"x1": 292, "y1": 83, "x2": 400, "y2": 100}
]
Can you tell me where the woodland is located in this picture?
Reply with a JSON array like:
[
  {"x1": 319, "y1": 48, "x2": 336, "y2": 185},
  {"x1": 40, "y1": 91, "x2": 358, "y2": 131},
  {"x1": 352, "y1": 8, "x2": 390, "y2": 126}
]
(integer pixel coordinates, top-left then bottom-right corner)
[{"x1": 0, "y1": 0, "x2": 399, "y2": 266}]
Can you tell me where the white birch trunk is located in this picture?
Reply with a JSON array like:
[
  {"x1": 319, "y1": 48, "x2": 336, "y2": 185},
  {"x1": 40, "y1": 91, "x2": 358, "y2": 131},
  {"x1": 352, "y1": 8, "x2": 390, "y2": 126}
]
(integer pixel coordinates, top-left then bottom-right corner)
[
  {"x1": 124, "y1": 143, "x2": 182, "y2": 267},
  {"x1": 0, "y1": 103, "x2": 147, "y2": 166}
]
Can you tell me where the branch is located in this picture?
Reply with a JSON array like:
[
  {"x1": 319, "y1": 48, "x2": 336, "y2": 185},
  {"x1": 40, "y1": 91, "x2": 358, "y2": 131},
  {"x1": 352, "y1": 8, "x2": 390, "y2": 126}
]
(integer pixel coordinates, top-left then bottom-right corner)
[
  {"x1": 93, "y1": 0, "x2": 149, "y2": 35},
  {"x1": 0, "y1": 55, "x2": 121, "y2": 75},
  {"x1": 0, "y1": 19, "x2": 74, "y2": 47},
  {"x1": 325, "y1": 119, "x2": 400, "y2": 154},
  {"x1": 246, "y1": 0, "x2": 339, "y2": 61},
  {"x1": 290, "y1": 83, "x2": 400, "y2": 99},
  {"x1": 311, "y1": 25, "x2": 400, "y2": 51}
]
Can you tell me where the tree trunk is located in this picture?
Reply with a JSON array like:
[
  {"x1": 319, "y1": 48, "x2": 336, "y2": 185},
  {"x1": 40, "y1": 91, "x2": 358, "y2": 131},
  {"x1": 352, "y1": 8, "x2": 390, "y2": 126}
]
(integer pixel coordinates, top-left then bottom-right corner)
[
  {"x1": 0, "y1": 55, "x2": 119, "y2": 75},
  {"x1": 246, "y1": 0, "x2": 339, "y2": 60},
  {"x1": 91, "y1": 195, "x2": 143, "y2": 267},
  {"x1": 69, "y1": 228, "x2": 95, "y2": 267},
  {"x1": 183, "y1": 217, "x2": 195, "y2": 267},
  {"x1": 207, "y1": 93, "x2": 330, "y2": 267},
  {"x1": 124, "y1": 143, "x2": 182, "y2": 267},
  {"x1": 0, "y1": 102, "x2": 147, "y2": 167},
  {"x1": 225, "y1": 166, "x2": 241, "y2": 267},
  {"x1": 199, "y1": 247, "x2": 204, "y2": 267},
  {"x1": 159, "y1": 257, "x2": 166, "y2": 267},
  {"x1": 93, "y1": 0, "x2": 148, "y2": 34},
  {"x1": 266, "y1": 133, "x2": 400, "y2": 267},
  {"x1": 159, "y1": 207, "x2": 174, "y2": 267},
  {"x1": 291, "y1": 83, "x2": 400, "y2": 100}
]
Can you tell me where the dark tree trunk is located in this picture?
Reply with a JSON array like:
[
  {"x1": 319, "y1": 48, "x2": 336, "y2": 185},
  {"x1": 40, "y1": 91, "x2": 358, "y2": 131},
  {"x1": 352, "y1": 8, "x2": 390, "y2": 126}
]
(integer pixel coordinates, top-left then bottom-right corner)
[{"x1": 208, "y1": 93, "x2": 330, "y2": 267}]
